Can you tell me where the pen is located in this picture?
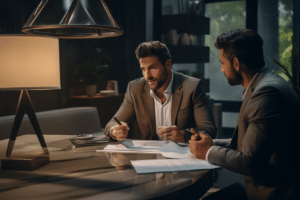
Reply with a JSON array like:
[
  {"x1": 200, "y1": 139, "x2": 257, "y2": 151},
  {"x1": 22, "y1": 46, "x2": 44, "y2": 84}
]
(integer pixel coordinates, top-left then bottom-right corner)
[{"x1": 113, "y1": 117, "x2": 122, "y2": 125}]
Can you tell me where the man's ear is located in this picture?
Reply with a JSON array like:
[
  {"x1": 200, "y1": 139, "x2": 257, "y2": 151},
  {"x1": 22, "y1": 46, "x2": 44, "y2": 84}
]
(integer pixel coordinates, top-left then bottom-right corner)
[
  {"x1": 233, "y1": 57, "x2": 240, "y2": 72},
  {"x1": 165, "y1": 59, "x2": 172, "y2": 70}
]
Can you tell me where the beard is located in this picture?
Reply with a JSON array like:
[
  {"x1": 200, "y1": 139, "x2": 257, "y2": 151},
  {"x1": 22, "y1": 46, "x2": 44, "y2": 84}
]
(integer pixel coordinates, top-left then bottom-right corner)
[
  {"x1": 148, "y1": 67, "x2": 169, "y2": 91},
  {"x1": 225, "y1": 66, "x2": 242, "y2": 86}
]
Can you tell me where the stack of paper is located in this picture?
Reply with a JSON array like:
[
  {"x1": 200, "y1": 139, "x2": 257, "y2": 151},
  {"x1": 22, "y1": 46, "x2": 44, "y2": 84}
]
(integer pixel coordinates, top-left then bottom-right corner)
[
  {"x1": 131, "y1": 158, "x2": 221, "y2": 174},
  {"x1": 98, "y1": 139, "x2": 222, "y2": 174},
  {"x1": 98, "y1": 140, "x2": 195, "y2": 159},
  {"x1": 100, "y1": 143, "x2": 160, "y2": 154}
]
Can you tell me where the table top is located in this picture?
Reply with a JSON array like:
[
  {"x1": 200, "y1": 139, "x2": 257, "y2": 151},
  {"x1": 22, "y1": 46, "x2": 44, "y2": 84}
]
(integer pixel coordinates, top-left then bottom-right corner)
[
  {"x1": 70, "y1": 94, "x2": 124, "y2": 99},
  {"x1": 0, "y1": 134, "x2": 213, "y2": 200}
]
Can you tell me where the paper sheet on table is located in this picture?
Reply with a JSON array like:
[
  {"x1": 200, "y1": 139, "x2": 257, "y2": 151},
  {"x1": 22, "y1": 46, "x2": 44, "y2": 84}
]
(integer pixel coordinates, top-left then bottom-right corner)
[
  {"x1": 98, "y1": 140, "x2": 196, "y2": 159},
  {"x1": 131, "y1": 159, "x2": 221, "y2": 174}
]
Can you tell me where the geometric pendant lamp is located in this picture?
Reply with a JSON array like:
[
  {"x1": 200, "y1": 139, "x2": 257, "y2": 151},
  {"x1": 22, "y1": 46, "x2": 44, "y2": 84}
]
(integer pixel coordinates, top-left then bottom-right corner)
[{"x1": 22, "y1": 0, "x2": 123, "y2": 39}]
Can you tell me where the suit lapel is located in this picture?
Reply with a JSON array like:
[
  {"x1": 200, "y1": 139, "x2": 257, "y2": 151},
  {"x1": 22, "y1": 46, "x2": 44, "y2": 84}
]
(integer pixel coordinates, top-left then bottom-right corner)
[
  {"x1": 231, "y1": 67, "x2": 270, "y2": 147},
  {"x1": 237, "y1": 67, "x2": 269, "y2": 124},
  {"x1": 171, "y1": 72, "x2": 183, "y2": 125},
  {"x1": 142, "y1": 84, "x2": 156, "y2": 138}
]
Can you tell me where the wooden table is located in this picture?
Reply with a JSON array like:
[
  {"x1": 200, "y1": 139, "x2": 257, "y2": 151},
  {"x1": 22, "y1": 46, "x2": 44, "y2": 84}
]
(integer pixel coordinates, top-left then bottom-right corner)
[
  {"x1": 67, "y1": 94, "x2": 124, "y2": 128},
  {"x1": 0, "y1": 134, "x2": 214, "y2": 200}
]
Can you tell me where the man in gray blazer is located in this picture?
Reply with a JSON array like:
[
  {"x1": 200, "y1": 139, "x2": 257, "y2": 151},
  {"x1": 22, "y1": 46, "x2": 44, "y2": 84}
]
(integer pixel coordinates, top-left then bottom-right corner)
[
  {"x1": 189, "y1": 29, "x2": 300, "y2": 200},
  {"x1": 105, "y1": 41, "x2": 216, "y2": 142}
]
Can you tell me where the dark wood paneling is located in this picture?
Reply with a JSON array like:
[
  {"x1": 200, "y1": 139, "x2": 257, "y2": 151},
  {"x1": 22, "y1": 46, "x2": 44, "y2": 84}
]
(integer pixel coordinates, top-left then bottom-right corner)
[
  {"x1": 246, "y1": 0, "x2": 258, "y2": 32},
  {"x1": 153, "y1": 0, "x2": 162, "y2": 41},
  {"x1": 169, "y1": 45, "x2": 210, "y2": 63},
  {"x1": 0, "y1": 0, "x2": 40, "y2": 34},
  {"x1": 105, "y1": 0, "x2": 146, "y2": 94},
  {"x1": 162, "y1": 14, "x2": 210, "y2": 35}
]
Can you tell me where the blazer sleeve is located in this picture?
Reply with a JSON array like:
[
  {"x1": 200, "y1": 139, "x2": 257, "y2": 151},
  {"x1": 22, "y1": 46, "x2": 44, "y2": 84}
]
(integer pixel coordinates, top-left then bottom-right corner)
[
  {"x1": 213, "y1": 139, "x2": 232, "y2": 148},
  {"x1": 207, "y1": 86, "x2": 288, "y2": 177},
  {"x1": 193, "y1": 79, "x2": 217, "y2": 138},
  {"x1": 104, "y1": 82, "x2": 136, "y2": 139}
]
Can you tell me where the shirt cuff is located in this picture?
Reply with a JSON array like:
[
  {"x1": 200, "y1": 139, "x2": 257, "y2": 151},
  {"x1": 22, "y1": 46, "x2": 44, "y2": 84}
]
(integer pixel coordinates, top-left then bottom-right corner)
[
  {"x1": 205, "y1": 141, "x2": 215, "y2": 162},
  {"x1": 110, "y1": 126, "x2": 117, "y2": 140}
]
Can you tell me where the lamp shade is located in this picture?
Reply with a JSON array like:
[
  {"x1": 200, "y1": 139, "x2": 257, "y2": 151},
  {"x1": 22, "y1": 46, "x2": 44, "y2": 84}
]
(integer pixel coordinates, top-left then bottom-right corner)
[
  {"x1": 0, "y1": 34, "x2": 60, "y2": 90},
  {"x1": 21, "y1": 0, "x2": 123, "y2": 39}
]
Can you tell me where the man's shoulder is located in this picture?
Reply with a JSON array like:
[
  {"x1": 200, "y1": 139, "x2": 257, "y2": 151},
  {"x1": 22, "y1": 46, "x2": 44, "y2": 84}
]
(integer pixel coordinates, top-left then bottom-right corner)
[
  {"x1": 257, "y1": 70, "x2": 293, "y2": 92},
  {"x1": 254, "y1": 69, "x2": 300, "y2": 104},
  {"x1": 174, "y1": 71, "x2": 201, "y2": 85},
  {"x1": 127, "y1": 77, "x2": 147, "y2": 92},
  {"x1": 128, "y1": 77, "x2": 146, "y2": 86}
]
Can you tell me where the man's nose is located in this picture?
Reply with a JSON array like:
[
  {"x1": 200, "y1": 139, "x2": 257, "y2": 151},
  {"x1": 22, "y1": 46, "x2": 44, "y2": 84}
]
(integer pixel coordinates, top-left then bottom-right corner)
[
  {"x1": 220, "y1": 66, "x2": 224, "y2": 72},
  {"x1": 144, "y1": 70, "x2": 152, "y2": 80}
]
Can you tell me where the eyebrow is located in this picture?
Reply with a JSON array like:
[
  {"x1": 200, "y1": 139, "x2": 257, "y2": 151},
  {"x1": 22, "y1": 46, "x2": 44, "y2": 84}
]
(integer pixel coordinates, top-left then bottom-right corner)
[{"x1": 140, "y1": 64, "x2": 154, "y2": 69}]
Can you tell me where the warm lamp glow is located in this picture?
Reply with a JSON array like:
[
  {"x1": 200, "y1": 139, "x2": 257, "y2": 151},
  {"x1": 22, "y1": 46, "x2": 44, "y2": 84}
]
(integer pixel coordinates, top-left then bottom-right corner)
[
  {"x1": 0, "y1": 34, "x2": 60, "y2": 170},
  {"x1": 0, "y1": 34, "x2": 60, "y2": 90}
]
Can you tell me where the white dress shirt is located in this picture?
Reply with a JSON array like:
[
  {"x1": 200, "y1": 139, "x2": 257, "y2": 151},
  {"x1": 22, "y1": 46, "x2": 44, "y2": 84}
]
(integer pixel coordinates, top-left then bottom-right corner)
[
  {"x1": 150, "y1": 70, "x2": 174, "y2": 137},
  {"x1": 110, "y1": 70, "x2": 174, "y2": 139}
]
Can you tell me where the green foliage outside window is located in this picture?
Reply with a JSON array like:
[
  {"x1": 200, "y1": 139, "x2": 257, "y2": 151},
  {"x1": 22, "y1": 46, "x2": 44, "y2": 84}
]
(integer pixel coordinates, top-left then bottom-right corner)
[{"x1": 276, "y1": 0, "x2": 293, "y2": 81}]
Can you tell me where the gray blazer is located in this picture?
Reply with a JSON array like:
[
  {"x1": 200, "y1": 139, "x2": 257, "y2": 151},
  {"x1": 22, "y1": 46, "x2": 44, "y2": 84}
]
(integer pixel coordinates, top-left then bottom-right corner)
[
  {"x1": 105, "y1": 71, "x2": 216, "y2": 140},
  {"x1": 208, "y1": 67, "x2": 300, "y2": 200}
]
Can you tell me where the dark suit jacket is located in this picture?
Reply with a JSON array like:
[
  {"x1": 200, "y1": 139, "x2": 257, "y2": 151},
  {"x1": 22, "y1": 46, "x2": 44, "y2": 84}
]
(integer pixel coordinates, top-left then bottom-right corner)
[
  {"x1": 105, "y1": 71, "x2": 216, "y2": 140},
  {"x1": 208, "y1": 67, "x2": 300, "y2": 200}
]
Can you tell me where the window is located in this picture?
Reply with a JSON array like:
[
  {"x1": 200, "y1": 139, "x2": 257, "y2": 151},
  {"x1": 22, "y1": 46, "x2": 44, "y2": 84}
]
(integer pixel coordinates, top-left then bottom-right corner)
[{"x1": 204, "y1": 1, "x2": 246, "y2": 130}]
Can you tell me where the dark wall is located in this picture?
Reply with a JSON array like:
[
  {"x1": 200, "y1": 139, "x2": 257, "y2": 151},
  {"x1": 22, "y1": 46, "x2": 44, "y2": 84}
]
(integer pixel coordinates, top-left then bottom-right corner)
[{"x1": 0, "y1": 0, "x2": 146, "y2": 116}]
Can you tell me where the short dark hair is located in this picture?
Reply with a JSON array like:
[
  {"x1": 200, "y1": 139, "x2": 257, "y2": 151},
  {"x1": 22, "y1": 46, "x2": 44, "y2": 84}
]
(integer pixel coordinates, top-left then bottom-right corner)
[
  {"x1": 214, "y1": 29, "x2": 265, "y2": 70},
  {"x1": 135, "y1": 41, "x2": 171, "y2": 65}
]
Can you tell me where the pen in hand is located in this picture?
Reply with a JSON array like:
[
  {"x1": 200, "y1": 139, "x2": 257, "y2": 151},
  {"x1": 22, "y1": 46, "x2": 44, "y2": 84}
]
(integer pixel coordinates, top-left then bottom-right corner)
[
  {"x1": 113, "y1": 117, "x2": 129, "y2": 130},
  {"x1": 113, "y1": 117, "x2": 122, "y2": 125},
  {"x1": 113, "y1": 117, "x2": 129, "y2": 141}
]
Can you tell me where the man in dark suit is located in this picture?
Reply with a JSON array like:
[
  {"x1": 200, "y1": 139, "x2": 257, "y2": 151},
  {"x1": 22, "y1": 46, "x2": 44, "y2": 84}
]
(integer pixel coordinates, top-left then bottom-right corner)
[
  {"x1": 105, "y1": 41, "x2": 216, "y2": 142},
  {"x1": 189, "y1": 29, "x2": 300, "y2": 200}
]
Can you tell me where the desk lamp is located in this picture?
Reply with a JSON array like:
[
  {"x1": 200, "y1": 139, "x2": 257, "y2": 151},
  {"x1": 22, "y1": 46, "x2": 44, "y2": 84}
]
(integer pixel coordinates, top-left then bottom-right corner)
[{"x1": 0, "y1": 34, "x2": 60, "y2": 170}]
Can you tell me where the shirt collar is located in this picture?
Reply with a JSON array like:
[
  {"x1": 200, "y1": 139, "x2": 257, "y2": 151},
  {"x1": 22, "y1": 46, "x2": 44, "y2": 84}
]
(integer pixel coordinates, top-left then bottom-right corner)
[
  {"x1": 242, "y1": 67, "x2": 264, "y2": 99},
  {"x1": 150, "y1": 70, "x2": 174, "y2": 97}
]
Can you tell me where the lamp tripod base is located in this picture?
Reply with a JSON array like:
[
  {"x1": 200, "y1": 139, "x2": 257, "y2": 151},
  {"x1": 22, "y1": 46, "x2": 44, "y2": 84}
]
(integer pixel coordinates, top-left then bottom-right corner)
[
  {"x1": 1, "y1": 154, "x2": 49, "y2": 171},
  {"x1": 1, "y1": 90, "x2": 50, "y2": 171}
]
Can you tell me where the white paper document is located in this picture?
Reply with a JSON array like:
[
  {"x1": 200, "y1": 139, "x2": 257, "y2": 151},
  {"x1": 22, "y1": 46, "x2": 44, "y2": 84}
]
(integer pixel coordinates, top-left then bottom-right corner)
[
  {"x1": 98, "y1": 143, "x2": 160, "y2": 154},
  {"x1": 98, "y1": 140, "x2": 195, "y2": 159},
  {"x1": 131, "y1": 159, "x2": 221, "y2": 174}
]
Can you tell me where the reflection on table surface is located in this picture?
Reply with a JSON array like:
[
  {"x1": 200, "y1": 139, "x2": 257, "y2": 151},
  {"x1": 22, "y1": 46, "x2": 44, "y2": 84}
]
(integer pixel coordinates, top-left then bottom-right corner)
[{"x1": 0, "y1": 134, "x2": 213, "y2": 200}]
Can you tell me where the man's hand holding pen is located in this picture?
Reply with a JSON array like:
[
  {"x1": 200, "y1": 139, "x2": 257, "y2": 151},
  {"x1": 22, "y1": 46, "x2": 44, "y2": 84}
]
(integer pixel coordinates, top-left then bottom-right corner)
[
  {"x1": 111, "y1": 117, "x2": 130, "y2": 141},
  {"x1": 189, "y1": 128, "x2": 214, "y2": 160}
]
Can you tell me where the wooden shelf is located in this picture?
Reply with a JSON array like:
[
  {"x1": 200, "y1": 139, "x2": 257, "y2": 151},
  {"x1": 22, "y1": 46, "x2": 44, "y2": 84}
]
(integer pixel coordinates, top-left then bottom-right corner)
[
  {"x1": 162, "y1": 14, "x2": 210, "y2": 35},
  {"x1": 168, "y1": 45, "x2": 209, "y2": 63}
]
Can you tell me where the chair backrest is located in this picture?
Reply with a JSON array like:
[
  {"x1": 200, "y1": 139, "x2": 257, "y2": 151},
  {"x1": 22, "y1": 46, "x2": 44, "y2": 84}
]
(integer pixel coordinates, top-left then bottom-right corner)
[
  {"x1": 213, "y1": 100, "x2": 242, "y2": 138},
  {"x1": 0, "y1": 107, "x2": 102, "y2": 141},
  {"x1": 213, "y1": 103, "x2": 223, "y2": 139}
]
